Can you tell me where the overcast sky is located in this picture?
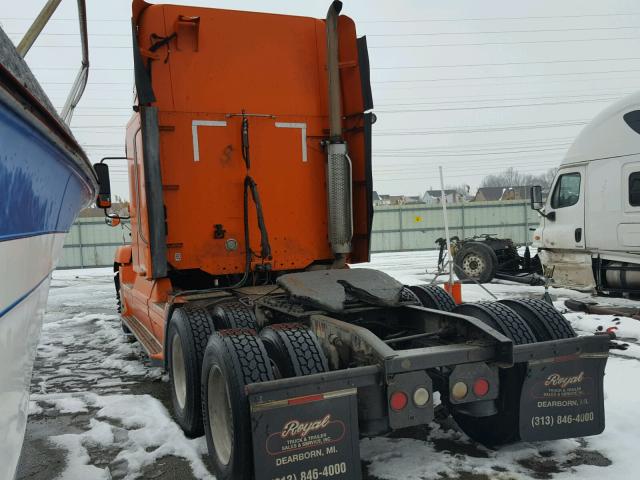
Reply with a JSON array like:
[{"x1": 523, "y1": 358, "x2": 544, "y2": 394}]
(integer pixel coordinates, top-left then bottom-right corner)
[{"x1": 3, "y1": 0, "x2": 640, "y2": 199}]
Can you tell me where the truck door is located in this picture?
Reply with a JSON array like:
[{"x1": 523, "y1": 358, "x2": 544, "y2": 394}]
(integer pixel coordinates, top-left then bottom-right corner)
[
  {"x1": 541, "y1": 165, "x2": 586, "y2": 250},
  {"x1": 619, "y1": 161, "x2": 640, "y2": 250}
]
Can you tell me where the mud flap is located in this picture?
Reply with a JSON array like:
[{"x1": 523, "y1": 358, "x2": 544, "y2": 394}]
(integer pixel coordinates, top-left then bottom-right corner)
[
  {"x1": 250, "y1": 388, "x2": 361, "y2": 480},
  {"x1": 519, "y1": 354, "x2": 607, "y2": 441}
]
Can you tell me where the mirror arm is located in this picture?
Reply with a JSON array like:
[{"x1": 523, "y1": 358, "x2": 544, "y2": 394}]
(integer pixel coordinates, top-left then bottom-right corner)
[
  {"x1": 533, "y1": 207, "x2": 554, "y2": 220},
  {"x1": 103, "y1": 208, "x2": 130, "y2": 221}
]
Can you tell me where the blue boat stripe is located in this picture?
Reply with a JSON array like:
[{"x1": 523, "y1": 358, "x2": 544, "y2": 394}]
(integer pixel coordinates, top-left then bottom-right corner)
[{"x1": 0, "y1": 271, "x2": 53, "y2": 319}]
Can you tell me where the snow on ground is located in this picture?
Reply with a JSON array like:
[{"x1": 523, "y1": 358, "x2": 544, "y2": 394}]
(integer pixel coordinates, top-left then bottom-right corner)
[{"x1": 17, "y1": 251, "x2": 640, "y2": 480}]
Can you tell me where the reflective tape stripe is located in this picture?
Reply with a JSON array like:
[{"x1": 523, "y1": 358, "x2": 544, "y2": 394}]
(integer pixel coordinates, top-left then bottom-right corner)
[
  {"x1": 275, "y1": 121, "x2": 308, "y2": 162},
  {"x1": 191, "y1": 120, "x2": 227, "y2": 161}
]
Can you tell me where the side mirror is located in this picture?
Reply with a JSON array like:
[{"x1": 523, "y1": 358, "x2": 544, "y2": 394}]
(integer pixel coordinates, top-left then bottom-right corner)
[
  {"x1": 530, "y1": 185, "x2": 544, "y2": 210},
  {"x1": 93, "y1": 162, "x2": 112, "y2": 209}
]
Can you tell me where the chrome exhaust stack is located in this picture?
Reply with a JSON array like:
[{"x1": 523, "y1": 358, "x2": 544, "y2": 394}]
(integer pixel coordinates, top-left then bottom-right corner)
[{"x1": 325, "y1": 0, "x2": 353, "y2": 267}]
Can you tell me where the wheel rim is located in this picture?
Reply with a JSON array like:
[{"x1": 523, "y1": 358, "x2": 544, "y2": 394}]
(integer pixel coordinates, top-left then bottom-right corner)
[
  {"x1": 462, "y1": 253, "x2": 485, "y2": 277},
  {"x1": 171, "y1": 334, "x2": 187, "y2": 410},
  {"x1": 208, "y1": 365, "x2": 233, "y2": 466}
]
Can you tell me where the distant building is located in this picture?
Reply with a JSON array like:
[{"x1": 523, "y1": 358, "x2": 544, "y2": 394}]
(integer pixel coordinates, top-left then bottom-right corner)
[
  {"x1": 422, "y1": 189, "x2": 462, "y2": 204},
  {"x1": 404, "y1": 195, "x2": 423, "y2": 204},
  {"x1": 373, "y1": 193, "x2": 424, "y2": 206},
  {"x1": 474, "y1": 186, "x2": 530, "y2": 202}
]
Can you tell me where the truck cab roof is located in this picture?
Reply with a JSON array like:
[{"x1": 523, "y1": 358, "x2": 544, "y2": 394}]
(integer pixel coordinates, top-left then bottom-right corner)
[{"x1": 563, "y1": 91, "x2": 640, "y2": 166}]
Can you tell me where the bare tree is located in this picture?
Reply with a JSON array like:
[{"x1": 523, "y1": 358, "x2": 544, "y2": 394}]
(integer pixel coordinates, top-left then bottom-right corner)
[{"x1": 480, "y1": 167, "x2": 557, "y2": 191}]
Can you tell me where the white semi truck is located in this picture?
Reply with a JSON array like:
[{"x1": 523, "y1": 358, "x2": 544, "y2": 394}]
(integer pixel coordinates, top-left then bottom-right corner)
[{"x1": 531, "y1": 92, "x2": 640, "y2": 294}]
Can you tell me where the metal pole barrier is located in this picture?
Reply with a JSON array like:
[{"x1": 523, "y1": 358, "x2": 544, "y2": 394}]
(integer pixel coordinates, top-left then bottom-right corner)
[
  {"x1": 398, "y1": 208, "x2": 403, "y2": 251},
  {"x1": 524, "y1": 201, "x2": 529, "y2": 246},
  {"x1": 77, "y1": 220, "x2": 84, "y2": 269},
  {"x1": 439, "y1": 166, "x2": 453, "y2": 284}
]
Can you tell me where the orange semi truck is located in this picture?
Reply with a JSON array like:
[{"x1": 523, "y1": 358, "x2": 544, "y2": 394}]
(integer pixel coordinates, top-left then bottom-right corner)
[{"x1": 93, "y1": 2, "x2": 615, "y2": 479}]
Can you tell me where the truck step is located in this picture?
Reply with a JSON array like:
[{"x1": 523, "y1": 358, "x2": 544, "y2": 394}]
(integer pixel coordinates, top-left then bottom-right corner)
[{"x1": 122, "y1": 315, "x2": 163, "y2": 363}]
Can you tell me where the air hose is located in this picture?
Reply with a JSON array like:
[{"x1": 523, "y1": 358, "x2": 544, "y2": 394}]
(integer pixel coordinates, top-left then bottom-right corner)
[{"x1": 168, "y1": 114, "x2": 271, "y2": 299}]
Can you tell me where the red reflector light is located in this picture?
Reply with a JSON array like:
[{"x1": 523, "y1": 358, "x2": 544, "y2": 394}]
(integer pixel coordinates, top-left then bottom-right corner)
[
  {"x1": 390, "y1": 391, "x2": 408, "y2": 411},
  {"x1": 473, "y1": 378, "x2": 490, "y2": 397}
]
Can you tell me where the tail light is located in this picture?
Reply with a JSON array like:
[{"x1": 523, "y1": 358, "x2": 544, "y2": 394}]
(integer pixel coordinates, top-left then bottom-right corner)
[
  {"x1": 473, "y1": 378, "x2": 490, "y2": 397},
  {"x1": 389, "y1": 391, "x2": 408, "y2": 411},
  {"x1": 448, "y1": 363, "x2": 499, "y2": 404},
  {"x1": 413, "y1": 387, "x2": 430, "y2": 407},
  {"x1": 451, "y1": 381, "x2": 468, "y2": 401}
]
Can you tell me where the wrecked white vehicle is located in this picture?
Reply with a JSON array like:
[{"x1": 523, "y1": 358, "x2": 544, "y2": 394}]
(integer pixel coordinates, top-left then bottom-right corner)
[{"x1": 532, "y1": 92, "x2": 640, "y2": 295}]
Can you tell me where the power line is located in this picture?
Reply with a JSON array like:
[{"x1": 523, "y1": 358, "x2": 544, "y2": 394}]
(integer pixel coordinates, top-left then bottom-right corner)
[
  {"x1": 371, "y1": 57, "x2": 640, "y2": 70},
  {"x1": 33, "y1": 66, "x2": 132, "y2": 71},
  {"x1": 376, "y1": 92, "x2": 629, "y2": 107},
  {"x1": 368, "y1": 35, "x2": 640, "y2": 48},
  {"x1": 6, "y1": 13, "x2": 639, "y2": 23},
  {"x1": 24, "y1": 37, "x2": 640, "y2": 50},
  {"x1": 35, "y1": 56, "x2": 640, "y2": 72},
  {"x1": 6, "y1": 32, "x2": 131, "y2": 37},
  {"x1": 41, "y1": 81, "x2": 131, "y2": 85},
  {"x1": 2, "y1": 17, "x2": 128, "y2": 22},
  {"x1": 10, "y1": 25, "x2": 640, "y2": 39},
  {"x1": 376, "y1": 96, "x2": 621, "y2": 113},
  {"x1": 373, "y1": 120, "x2": 589, "y2": 136},
  {"x1": 367, "y1": 25, "x2": 640, "y2": 37},
  {"x1": 374, "y1": 137, "x2": 575, "y2": 153},
  {"x1": 360, "y1": 13, "x2": 640, "y2": 23},
  {"x1": 25, "y1": 45, "x2": 131, "y2": 49},
  {"x1": 374, "y1": 73, "x2": 640, "y2": 90},
  {"x1": 373, "y1": 68, "x2": 640, "y2": 84},
  {"x1": 373, "y1": 145, "x2": 571, "y2": 158},
  {"x1": 374, "y1": 154, "x2": 565, "y2": 169},
  {"x1": 375, "y1": 86, "x2": 633, "y2": 101}
]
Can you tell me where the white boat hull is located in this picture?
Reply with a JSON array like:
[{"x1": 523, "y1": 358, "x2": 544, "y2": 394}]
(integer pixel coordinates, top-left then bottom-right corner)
[{"x1": 0, "y1": 233, "x2": 66, "y2": 480}]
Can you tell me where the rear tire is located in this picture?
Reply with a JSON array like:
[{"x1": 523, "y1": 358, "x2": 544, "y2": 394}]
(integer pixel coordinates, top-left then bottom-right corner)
[
  {"x1": 260, "y1": 323, "x2": 329, "y2": 378},
  {"x1": 454, "y1": 242, "x2": 498, "y2": 283},
  {"x1": 451, "y1": 301, "x2": 535, "y2": 446},
  {"x1": 408, "y1": 284, "x2": 456, "y2": 312},
  {"x1": 167, "y1": 305, "x2": 217, "y2": 437},
  {"x1": 209, "y1": 301, "x2": 259, "y2": 330},
  {"x1": 499, "y1": 298, "x2": 576, "y2": 341},
  {"x1": 202, "y1": 330, "x2": 274, "y2": 480}
]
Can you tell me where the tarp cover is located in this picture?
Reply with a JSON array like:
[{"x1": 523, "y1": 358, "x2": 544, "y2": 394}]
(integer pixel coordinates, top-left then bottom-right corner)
[{"x1": 277, "y1": 268, "x2": 405, "y2": 312}]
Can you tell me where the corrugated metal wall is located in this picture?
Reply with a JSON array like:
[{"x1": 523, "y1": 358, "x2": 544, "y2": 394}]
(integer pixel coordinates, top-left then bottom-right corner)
[
  {"x1": 370, "y1": 200, "x2": 540, "y2": 252},
  {"x1": 57, "y1": 201, "x2": 541, "y2": 268},
  {"x1": 58, "y1": 218, "x2": 131, "y2": 269}
]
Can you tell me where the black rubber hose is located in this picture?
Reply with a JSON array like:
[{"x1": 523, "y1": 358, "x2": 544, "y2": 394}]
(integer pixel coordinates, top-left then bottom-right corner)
[
  {"x1": 245, "y1": 176, "x2": 271, "y2": 260},
  {"x1": 241, "y1": 115, "x2": 250, "y2": 169}
]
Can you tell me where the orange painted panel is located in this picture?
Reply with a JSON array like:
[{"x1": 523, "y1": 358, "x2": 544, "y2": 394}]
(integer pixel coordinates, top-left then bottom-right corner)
[{"x1": 128, "y1": 2, "x2": 371, "y2": 277}]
